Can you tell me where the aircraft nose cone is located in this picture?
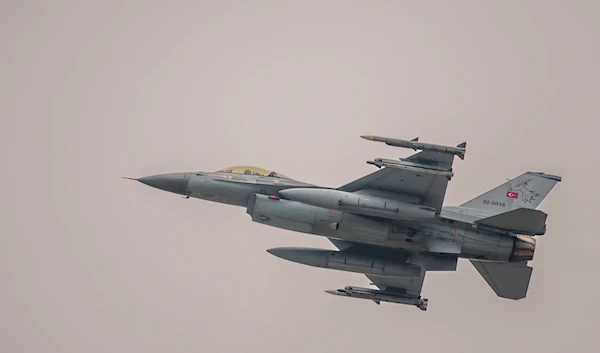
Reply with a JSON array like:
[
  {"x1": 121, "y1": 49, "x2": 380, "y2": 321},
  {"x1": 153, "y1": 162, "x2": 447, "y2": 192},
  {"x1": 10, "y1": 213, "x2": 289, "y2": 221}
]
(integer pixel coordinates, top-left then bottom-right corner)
[{"x1": 137, "y1": 173, "x2": 189, "y2": 195}]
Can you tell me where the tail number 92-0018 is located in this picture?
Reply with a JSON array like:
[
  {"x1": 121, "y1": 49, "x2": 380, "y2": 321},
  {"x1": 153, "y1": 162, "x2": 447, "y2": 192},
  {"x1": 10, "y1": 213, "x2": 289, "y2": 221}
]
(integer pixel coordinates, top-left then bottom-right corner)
[{"x1": 483, "y1": 200, "x2": 505, "y2": 207}]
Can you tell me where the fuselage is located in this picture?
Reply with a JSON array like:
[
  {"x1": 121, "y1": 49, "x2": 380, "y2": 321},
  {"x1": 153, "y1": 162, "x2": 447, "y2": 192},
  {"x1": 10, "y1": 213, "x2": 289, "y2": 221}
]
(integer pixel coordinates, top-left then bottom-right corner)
[
  {"x1": 189, "y1": 171, "x2": 319, "y2": 206},
  {"x1": 135, "y1": 167, "x2": 534, "y2": 264}
]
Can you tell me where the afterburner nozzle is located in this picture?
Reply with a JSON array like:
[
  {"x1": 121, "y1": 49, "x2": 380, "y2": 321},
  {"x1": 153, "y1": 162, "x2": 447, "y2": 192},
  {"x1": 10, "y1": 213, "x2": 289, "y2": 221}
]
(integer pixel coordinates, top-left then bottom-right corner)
[{"x1": 512, "y1": 235, "x2": 537, "y2": 261}]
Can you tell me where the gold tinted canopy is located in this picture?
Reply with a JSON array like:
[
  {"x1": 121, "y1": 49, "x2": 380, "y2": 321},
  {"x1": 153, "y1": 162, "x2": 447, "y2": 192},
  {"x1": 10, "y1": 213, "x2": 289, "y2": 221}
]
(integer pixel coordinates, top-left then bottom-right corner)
[{"x1": 217, "y1": 166, "x2": 290, "y2": 179}]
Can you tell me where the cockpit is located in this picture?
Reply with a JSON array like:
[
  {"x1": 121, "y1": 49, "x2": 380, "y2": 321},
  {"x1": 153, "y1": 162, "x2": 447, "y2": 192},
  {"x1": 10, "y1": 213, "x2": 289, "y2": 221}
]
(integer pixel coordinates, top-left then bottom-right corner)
[{"x1": 216, "y1": 166, "x2": 291, "y2": 179}]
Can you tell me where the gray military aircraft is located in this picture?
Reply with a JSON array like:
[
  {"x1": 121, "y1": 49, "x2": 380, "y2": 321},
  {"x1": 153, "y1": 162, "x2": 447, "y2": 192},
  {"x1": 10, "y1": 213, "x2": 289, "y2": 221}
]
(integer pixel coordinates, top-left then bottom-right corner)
[{"x1": 126, "y1": 136, "x2": 561, "y2": 311}]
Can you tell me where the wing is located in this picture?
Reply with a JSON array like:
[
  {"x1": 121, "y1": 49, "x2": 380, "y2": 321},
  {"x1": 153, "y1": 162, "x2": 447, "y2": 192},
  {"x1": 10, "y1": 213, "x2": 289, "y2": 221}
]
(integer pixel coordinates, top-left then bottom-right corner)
[
  {"x1": 330, "y1": 240, "x2": 427, "y2": 298},
  {"x1": 337, "y1": 151, "x2": 455, "y2": 212},
  {"x1": 366, "y1": 271, "x2": 426, "y2": 298}
]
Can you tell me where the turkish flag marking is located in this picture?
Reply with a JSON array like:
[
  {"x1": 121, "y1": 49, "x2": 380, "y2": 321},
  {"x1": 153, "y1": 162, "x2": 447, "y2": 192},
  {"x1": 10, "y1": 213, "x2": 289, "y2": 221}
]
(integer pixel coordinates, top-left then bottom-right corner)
[{"x1": 506, "y1": 191, "x2": 519, "y2": 199}]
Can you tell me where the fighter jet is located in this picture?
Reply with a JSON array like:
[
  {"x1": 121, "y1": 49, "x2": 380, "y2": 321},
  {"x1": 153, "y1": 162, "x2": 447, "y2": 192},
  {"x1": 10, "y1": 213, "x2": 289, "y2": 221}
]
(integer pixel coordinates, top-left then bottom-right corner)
[{"x1": 126, "y1": 136, "x2": 561, "y2": 311}]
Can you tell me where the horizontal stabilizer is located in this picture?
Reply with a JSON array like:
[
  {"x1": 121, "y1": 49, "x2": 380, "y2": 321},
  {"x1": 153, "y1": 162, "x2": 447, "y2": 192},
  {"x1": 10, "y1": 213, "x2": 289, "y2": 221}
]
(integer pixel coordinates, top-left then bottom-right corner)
[
  {"x1": 470, "y1": 261, "x2": 533, "y2": 300},
  {"x1": 475, "y1": 208, "x2": 547, "y2": 235}
]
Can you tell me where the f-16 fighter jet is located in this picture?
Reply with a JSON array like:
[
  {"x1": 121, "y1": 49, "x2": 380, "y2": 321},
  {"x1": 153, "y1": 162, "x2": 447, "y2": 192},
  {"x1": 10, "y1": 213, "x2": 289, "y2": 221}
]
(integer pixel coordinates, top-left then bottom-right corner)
[{"x1": 126, "y1": 136, "x2": 561, "y2": 311}]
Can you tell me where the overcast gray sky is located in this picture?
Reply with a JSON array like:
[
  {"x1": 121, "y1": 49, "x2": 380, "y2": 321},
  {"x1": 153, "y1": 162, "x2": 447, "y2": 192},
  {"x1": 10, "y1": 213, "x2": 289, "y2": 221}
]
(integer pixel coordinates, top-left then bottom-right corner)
[{"x1": 2, "y1": 1, "x2": 599, "y2": 352}]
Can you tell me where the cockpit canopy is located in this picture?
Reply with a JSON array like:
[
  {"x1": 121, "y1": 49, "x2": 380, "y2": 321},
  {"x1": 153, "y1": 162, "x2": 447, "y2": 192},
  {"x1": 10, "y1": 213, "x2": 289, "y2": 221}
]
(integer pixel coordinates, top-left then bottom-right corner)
[{"x1": 217, "y1": 166, "x2": 291, "y2": 179}]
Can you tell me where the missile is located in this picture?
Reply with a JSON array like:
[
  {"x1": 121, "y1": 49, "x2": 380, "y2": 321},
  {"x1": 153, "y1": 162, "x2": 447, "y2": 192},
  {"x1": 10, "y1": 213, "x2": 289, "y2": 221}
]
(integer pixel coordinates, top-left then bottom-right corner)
[
  {"x1": 361, "y1": 135, "x2": 466, "y2": 160},
  {"x1": 366, "y1": 158, "x2": 454, "y2": 178},
  {"x1": 279, "y1": 188, "x2": 436, "y2": 220},
  {"x1": 325, "y1": 286, "x2": 428, "y2": 310},
  {"x1": 266, "y1": 247, "x2": 421, "y2": 278}
]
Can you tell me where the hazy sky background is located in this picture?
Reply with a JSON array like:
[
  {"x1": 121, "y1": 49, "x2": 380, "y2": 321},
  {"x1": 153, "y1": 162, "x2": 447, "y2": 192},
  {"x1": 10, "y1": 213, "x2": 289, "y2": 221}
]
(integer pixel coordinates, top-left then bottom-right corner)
[{"x1": 2, "y1": 1, "x2": 599, "y2": 352}]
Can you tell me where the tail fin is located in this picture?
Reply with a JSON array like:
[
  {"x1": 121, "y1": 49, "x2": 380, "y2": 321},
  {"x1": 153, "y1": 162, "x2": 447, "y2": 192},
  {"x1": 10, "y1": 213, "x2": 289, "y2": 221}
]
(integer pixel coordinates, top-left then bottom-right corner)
[{"x1": 460, "y1": 172, "x2": 561, "y2": 215}]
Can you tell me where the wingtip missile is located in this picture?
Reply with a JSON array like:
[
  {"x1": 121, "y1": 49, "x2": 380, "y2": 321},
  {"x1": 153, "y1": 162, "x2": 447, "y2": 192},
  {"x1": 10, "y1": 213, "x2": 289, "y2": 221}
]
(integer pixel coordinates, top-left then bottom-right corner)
[{"x1": 361, "y1": 135, "x2": 466, "y2": 159}]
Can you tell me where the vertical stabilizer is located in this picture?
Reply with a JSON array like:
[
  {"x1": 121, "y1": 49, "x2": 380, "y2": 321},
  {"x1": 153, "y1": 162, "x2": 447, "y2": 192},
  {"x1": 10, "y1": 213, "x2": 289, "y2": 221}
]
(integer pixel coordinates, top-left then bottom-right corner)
[{"x1": 460, "y1": 172, "x2": 561, "y2": 215}]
